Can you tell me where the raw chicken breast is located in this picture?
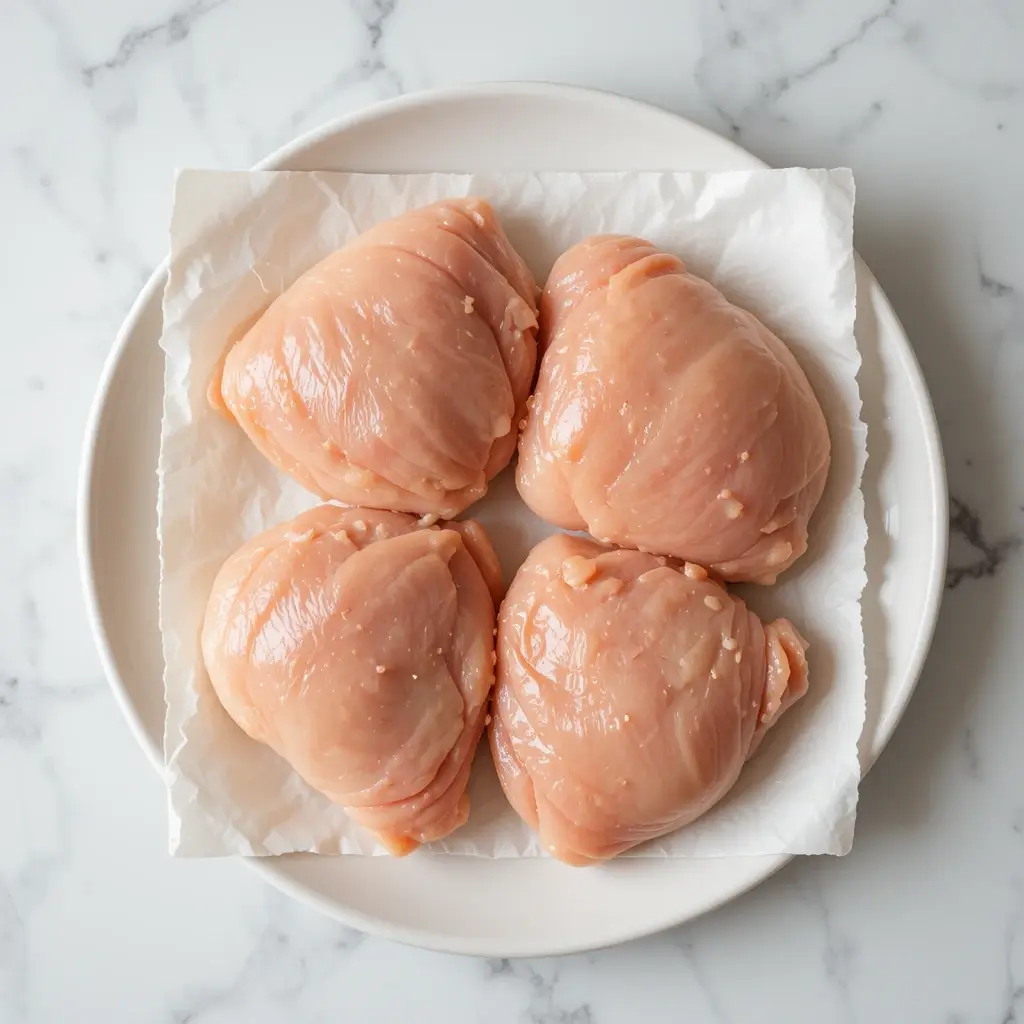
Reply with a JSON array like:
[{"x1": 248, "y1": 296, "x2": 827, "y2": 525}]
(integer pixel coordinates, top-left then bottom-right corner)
[
  {"x1": 212, "y1": 198, "x2": 539, "y2": 518},
  {"x1": 490, "y1": 534, "x2": 809, "y2": 866},
  {"x1": 201, "y1": 505, "x2": 502, "y2": 854},
  {"x1": 518, "y1": 235, "x2": 831, "y2": 583}
]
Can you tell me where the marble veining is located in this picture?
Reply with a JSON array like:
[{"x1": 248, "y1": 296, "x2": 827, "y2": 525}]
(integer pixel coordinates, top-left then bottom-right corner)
[
  {"x1": 696, "y1": 0, "x2": 903, "y2": 136},
  {"x1": 947, "y1": 496, "x2": 1021, "y2": 590},
  {"x1": 79, "y1": 0, "x2": 229, "y2": 85},
  {"x1": 484, "y1": 958, "x2": 595, "y2": 1024},
  {"x1": 2, "y1": 0, "x2": 1024, "y2": 1021}
]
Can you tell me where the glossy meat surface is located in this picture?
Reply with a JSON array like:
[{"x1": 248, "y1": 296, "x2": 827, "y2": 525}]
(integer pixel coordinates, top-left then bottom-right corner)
[
  {"x1": 213, "y1": 198, "x2": 539, "y2": 517},
  {"x1": 201, "y1": 505, "x2": 499, "y2": 854},
  {"x1": 518, "y1": 235, "x2": 831, "y2": 582},
  {"x1": 490, "y1": 534, "x2": 809, "y2": 865}
]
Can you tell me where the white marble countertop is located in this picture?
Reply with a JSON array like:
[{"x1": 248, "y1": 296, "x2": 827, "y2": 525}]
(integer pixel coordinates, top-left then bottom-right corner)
[{"x1": 2, "y1": 1, "x2": 1022, "y2": 1021}]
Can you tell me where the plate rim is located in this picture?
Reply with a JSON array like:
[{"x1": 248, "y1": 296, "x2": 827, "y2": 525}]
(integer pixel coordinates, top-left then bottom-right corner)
[{"x1": 77, "y1": 81, "x2": 948, "y2": 956}]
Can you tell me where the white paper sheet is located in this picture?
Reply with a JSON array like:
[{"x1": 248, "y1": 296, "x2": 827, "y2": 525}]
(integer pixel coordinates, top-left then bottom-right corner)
[{"x1": 159, "y1": 168, "x2": 865, "y2": 858}]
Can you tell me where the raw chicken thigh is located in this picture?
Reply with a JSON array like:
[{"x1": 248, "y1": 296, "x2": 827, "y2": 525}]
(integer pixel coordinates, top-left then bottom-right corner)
[
  {"x1": 212, "y1": 198, "x2": 539, "y2": 518},
  {"x1": 517, "y1": 235, "x2": 831, "y2": 583},
  {"x1": 201, "y1": 505, "x2": 502, "y2": 854},
  {"x1": 490, "y1": 534, "x2": 809, "y2": 865}
]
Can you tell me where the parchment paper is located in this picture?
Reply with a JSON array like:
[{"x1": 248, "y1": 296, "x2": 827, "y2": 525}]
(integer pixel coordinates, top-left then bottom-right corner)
[{"x1": 158, "y1": 168, "x2": 865, "y2": 857}]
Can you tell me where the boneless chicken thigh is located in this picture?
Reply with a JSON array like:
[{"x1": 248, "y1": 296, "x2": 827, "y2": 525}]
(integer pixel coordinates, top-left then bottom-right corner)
[
  {"x1": 201, "y1": 505, "x2": 502, "y2": 854},
  {"x1": 212, "y1": 198, "x2": 539, "y2": 518},
  {"x1": 518, "y1": 235, "x2": 831, "y2": 583},
  {"x1": 490, "y1": 534, "x2": 809, "y2": 865}
]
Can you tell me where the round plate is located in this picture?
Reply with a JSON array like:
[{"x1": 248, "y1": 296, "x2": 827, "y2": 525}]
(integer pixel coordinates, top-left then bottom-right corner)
[{"x1": 78, "y1": 83, "x2": 947, "y2": 957}]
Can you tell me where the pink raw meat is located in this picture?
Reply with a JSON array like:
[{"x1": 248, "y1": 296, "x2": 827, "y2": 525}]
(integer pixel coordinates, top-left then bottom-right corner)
[
  {"x1": 517, "y1": 235, "x2": 831, "y2": 583},
  {"x1": 201, "y1": 505, "x2": 500, "y2": 854},
  {"x1": 490, "y1": 533, "x2": 809, "y2": 865},
  {"x1": 212, "y1": 198, "x2": 539, "y2": 518}
]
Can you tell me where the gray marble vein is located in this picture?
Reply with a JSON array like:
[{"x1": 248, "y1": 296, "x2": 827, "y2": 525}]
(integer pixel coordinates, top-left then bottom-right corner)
[
  {"x1": 483, "y1": 958, "x2": 594, "y2": 1024},
  {"x1": 946, "y1": 496, "x2": 1021, "y2": 589},
  {"x1": 80, "y1": 0, "x2": 228, "y2": 85},
  {"x1": 168, "y1": 892, "x2": 366, "y2": 1023},
  {"x1": 696, "y1": 0, "x2": 902, "y2": 136}
]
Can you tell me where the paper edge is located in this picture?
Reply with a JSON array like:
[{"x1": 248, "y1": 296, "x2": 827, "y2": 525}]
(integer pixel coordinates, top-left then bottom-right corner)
[{"x1": 157, "y1": 167, "x2": 870, "y2": 860}]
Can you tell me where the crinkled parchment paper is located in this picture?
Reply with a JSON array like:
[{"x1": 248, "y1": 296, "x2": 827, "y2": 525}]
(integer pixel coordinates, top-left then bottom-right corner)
[{"x1": 159, "y1": 168, "x2": 864, "y2": 857}]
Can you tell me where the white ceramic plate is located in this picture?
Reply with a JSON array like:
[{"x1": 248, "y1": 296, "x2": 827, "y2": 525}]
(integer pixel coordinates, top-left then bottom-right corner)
[{"x1": 78, "y1": 83, "x2": 947, "y2": 957}]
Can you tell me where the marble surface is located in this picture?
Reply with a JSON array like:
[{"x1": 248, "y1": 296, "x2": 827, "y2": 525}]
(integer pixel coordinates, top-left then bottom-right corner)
[{"x1": 1, "y1": 0, "x2": 1022, "y2": 1020}]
